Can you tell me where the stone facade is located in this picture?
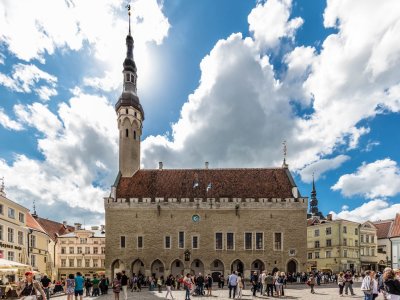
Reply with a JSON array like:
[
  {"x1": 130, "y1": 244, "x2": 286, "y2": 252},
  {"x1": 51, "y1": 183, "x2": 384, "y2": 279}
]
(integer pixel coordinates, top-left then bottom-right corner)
[
  {"x1": 359, "y1": 221, "x2": 378, "y2": 271},
  {"x1": 105, "y1": 195, "x2": 308, "y2": 280}
]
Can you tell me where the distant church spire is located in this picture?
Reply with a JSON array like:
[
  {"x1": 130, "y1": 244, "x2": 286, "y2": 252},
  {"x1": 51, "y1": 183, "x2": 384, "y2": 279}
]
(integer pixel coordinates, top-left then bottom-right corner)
[
  {"x1": 310, "y1": 173, "x2": 319, "y2": 215},
  {"x1": 32, "y1": 199, "x2": 38, "y2": 218},
  {"x1": 0, "y1": 177, "x2": 5, "y2": 197},
  {"x1": 282, "y1": 140, "x2": 288, "y2": 168}
]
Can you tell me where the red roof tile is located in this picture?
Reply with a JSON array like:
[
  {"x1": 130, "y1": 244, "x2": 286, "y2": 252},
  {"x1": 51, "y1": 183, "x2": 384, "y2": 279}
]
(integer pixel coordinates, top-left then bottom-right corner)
[
  {"x1": 391, "y1": 214, "x2": 400, "y2": 238},
  {"x1": 26, "y1": 213, "x2": 46, "y2": 233},
  {"x1": 373, "y1": 220, "x2": 393, "y2": 239},
  {"x1": 34, "y1": 216, "x2": 75, "y2": 241},
  {"x1": 116, "y1": 168, "x2": 297, "y2": 199}
]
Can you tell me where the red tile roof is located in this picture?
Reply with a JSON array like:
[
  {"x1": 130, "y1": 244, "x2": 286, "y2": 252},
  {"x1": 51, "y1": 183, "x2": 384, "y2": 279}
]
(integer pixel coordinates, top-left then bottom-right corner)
[
  {"x1": 34, "y1": 216, "x2": 75, "y2": 241},
  {"x1": 116, "y1": 168, "x2": 297, "y2": 199},
  {"x1": 26, "y1": 213, "x2": 46, "y2": 233},
  {"x1": 391, "y1": 214, "x2": 400, "y2": 238},
  {"x1": 373, "y1": 220, "x2": 393, "y2": 239}
]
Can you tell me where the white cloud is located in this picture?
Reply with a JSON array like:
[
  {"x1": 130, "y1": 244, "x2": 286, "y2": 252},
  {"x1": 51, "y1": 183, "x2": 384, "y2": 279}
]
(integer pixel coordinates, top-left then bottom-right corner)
[
  {"x1": 331, "y1": 159, "x2": 400, "y2": 199},
  {"x1": 299, "y1": 155, "x2": 350, "y2": 183},
  {"x1": 331, "y1": 199, "x2": 400, "y2": 223},
  {"x1": 0, "y1": 0, "x2": 170, "y2": 95},
  {"x1": 0, "y1": 108, "x2": 23, "y2": 131},
  {"x1": 0, "y1": 63, "x2": 57, "y2": 101},
  {"x1": 248, "y1": 0, "x2": 303, "y2": 49},
  {"x1": 0, "y1": 91, "x2": 118, "y2": 213}
]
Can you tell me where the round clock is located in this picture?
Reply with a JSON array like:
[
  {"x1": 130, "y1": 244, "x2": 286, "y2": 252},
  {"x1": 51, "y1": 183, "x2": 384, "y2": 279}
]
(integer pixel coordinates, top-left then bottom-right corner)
[{"x1": 192, "y1": 214, "x2": 200, "y2": 222}]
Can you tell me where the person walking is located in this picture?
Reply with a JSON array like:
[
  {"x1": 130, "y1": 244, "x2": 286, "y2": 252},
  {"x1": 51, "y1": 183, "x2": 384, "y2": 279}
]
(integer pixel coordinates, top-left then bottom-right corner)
[
  {"x1": 64, "y1": 274, "x2": 75, "y2": 300},
  {"x1": 91, "y1": 275, "x2": 100, "y2": 297},
  {"x1": 40, "y1": 274, "x2": 51, "y2": 300},
  {"x1": 120, "y1": 271, "x2": 128, "y2": 300},
  {"x1": 228, "y1": 271, "x2": 238, "y2": 299},
  {"x1": 206, "y1": 274, "x2": 213, "y2": 297},
  {"x1": 236, "y1": 273, "x2": 244, "y2": 299},
  {"x1": 84, "y1": 278, "x2": 92, "y2": 297},
  {"x1": 165, "y1": 274, "x2": 174, "y2": 300},
  {"x1": 112, "y1": 273, "x2": 122, "y2": 300},
  {"x1": 307, "y1": 273, "x2": 316, "y2": 294},
  {"x1": 371, "y1": 271, "x2": 379, "y2": 300},
  {"x1": 251, "y1": 271, "x2": 258, "y2": 297},
  {"x1": 17, "y1": 271, "x2": 47, "y2": 300}
]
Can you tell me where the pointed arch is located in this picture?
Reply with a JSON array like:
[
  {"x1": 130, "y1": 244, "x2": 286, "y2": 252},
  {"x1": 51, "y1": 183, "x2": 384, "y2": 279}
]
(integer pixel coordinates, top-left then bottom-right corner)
[
  {"x1": 190, "y1": 259, "x2": 204, "y2": 276},
  {"x1": 111, "y1": 259, "x2": 126, "y2": 280},
  {"x1": 151, "y1": 259, "x2": 165, "y2": 278},
  {"x1": 131, "y1": 259, "x2": 145, "y2": 276},
  {"x1": 170, "y1": 259, "x2": 184, "y2": 276},
  {"x1": 230, "y1": 259, "x2": 244, "y2": 275}
]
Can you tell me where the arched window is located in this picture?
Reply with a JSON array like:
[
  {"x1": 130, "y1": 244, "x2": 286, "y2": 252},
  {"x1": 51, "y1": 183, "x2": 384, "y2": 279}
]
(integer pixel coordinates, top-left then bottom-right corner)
[
  {"x1": 133, "y1": 131, "x2": 136, "y2": 140},
  {"x1": 125, "y1": 109, "x2": 128, "y2": 114},
  {"x1": 125, "y1": 129, "x2": 129, "y2": 138}
]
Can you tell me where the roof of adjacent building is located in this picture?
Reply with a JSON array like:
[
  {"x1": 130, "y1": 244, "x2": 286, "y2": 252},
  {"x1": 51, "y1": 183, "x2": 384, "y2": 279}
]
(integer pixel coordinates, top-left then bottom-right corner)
[
  {"x1": 34, "y1": 216, "x2": 75, "y2": 241},
  {"x1": 26, "y1": 213, "x2": 46, "y2": 233},
  {"x1": 116, "y1": 168, "x2": 298, "y2": 199},
  {"x1": 372, "y1": 219, "x2": 394, "y2": 239},
  {"x1": 390, "y1": 214, "x2": 400, "y2": 238},
  {"x1": 59, "y1": 229, "x2": 105, "y2": 238}
]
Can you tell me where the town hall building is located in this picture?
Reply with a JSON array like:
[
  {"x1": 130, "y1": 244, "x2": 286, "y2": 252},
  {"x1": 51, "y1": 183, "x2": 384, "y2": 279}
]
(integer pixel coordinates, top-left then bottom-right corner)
[{"x1": 104, "y1": 16, "x2": 308, "y2": 281}]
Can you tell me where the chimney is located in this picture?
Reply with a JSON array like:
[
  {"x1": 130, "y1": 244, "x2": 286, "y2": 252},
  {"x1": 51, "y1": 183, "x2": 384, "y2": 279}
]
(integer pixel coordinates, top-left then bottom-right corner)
[
  {"x1": 327, "y1": 214, "x2": 333, "y2": 221},
  {"x1": 159, "y1": 162, "x2": 163, "y2": 170},
  {"x1": 100, "y1": 225, "x2": 105, "y2": 233},
  {"x1": 205, "y1": 162, "x2": 209, "y2": 169},
  {"x1": 74, "y1": 223, "x2": 82, "y2": 230},
  {"x1": 91, "y1": 226, "x2": 99, "y2": 230}
]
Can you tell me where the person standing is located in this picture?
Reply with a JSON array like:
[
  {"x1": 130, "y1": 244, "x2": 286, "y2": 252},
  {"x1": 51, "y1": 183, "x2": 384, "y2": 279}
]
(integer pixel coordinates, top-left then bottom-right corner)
[
  {"x1": 219, "y1": 274, "x2": 225, "y2": 289},
  {"x1": 74, "y1": 272, "x2": 84, "y2": 300},
  {"x1": 64, "y1": 274, "x2": 75, "y2": 300},
  {"x1": 265, "y1": 273, "x2": 274, "y2": 297},
  {"x1": 112, "y1": 273, "x2": 122, "y2": 300},
  {"x1": 383, "y1": 269, "x2": 400, "y2": 300},
  {"x1": 344, "y1": 270, "x2": 355, "y2": 296},
  {"x1": 84, "y1": 278, "x2": 92, "y2": 297},
  {"x1": 17, "y1": 271, "x2": 47, "y2": 300},
  {"x1": 120, "y1": 271, "x2": 128, "y2": 300},
  {"x1": 361, "y1": 271, "x2": 373, "y2": 300},
  {"x1": 183, "y1": 273, "x2": 192, "y2": 300},
  {"x1": 251, "y1": 271, "x2": 258, "y2": 297},
  {"x1": 260, "y1": 271, "x2": 266, "y2": 296},
  {"x1": 228, "y1": 271, "x2": 238, "y2": 299},
  {"x1": 91, "y1": 275, "x2": 100, "y2": 297},
  {"x1": 206, "y1": 274, "x2": 213, "y2": 297},
  {"x1": 40, "y1": 274, "x2": 51, "y2": 300},
  {"x1": 165, "y1": 274, "x2": 174, "y2": 300},
  {"x1": 338, "y1": 272, "x2": 345, "y2": 297},
  {"x1": 371, "y1": 271, "x2": 379, "y2": 300}
]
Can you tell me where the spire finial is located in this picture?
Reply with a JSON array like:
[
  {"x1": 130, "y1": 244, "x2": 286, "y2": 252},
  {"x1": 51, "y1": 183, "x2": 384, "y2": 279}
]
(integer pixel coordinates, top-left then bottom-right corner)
[
  {"x1": 0, "y1": 177, "x2": 5, "y2": 197},
  {"x1": 282, "y1": 140, "x2": 288, "y2": 168},
  {"x1": 126, "y1": 3, "x2": 131, "y2": 35},
  {"x1": 32, "y1": 199, "x2": 37, "y2": 217}
]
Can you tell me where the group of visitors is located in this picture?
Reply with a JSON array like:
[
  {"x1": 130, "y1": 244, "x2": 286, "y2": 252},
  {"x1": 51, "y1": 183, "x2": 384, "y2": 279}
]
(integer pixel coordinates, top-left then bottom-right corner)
[{"x1": 360, "y1": 267, "x2": 400, "y2": 300}]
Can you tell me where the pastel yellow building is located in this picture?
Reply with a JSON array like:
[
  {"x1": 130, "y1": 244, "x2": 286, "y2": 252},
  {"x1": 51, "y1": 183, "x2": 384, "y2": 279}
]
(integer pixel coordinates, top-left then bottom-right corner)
[
  {"x1": 27, "y1": 213, "x2": 54, "y2": 277},
  {"x1": 0, "y1": 186, "x2": 29, "y2": 265},
  {"x1": 307, "y1": 215, "x2": 361, "y2": 273},
  {"x1": 359, "y1": 221, "x2": 378, "y2": 271}
]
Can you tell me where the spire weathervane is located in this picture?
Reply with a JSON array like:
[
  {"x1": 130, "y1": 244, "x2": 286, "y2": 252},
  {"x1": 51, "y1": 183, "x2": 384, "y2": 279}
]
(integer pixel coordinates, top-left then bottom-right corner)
[
  {"x1": 0, "y1": 176, "x2": 5, "y2": 197},
  {"x1": 126, "y1": 3, "x2": 131, "y2": 35}
]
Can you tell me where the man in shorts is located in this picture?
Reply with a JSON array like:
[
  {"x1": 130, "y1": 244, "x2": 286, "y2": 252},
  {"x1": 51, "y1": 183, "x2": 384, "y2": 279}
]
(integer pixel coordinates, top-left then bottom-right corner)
[{"x1": 74, "y1": 272, "x2": 84, "y2": 300}]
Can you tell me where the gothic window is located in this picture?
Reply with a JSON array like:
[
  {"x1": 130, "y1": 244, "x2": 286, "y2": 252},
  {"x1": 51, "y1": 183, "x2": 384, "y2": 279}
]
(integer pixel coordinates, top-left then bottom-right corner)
[
  {"x1": 126, "y1": 109, "x2": 128, "y2": 114},
  {"x1": 125, "y1": 129, "x2": 129, "y2": 137},
  {"x1": 133, "y1": 131, "x2": 136, "y2": 140}
]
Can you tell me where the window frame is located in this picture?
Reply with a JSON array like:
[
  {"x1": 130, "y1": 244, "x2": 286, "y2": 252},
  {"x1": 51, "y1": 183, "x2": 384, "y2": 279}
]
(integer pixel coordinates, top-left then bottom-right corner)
[
  {"x1": 244, "y1": 232, "x2": 253, "y2": 250},
  {"x1": 192, "y1": 235, "x2": 199, "y2": 249},
  {"x1": 226, "y1": 232, "x2": 235, "y2": 250},
  {"x1": 273, "y1": 232, "x2": 283, "y2": 251},
  {"x1": 178, "y1": 231, "x2": 185, "y2": 249},
  {"x1": 255, "y1": 232, "x2": 264, "y2": 250}
]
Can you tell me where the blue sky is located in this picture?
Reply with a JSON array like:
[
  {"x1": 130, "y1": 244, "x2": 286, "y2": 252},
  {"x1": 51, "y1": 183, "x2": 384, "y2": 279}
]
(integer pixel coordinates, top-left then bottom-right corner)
[{"x1": 0, "y1": 0, "x2": 400, "y2": 226}]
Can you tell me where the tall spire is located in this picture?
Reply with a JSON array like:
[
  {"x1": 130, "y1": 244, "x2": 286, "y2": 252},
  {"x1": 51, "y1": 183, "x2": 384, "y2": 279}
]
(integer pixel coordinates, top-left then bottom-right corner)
[
  {"x1": 282, "y1": 140, "x2": 288, "y2": 168},
  {"x1": 310, "y1": 173, "x2": 319, "y2": 215},
  {"x1": 127, "y1": 4, "x2": 131, "y2": 35},
  {"x1": 32, "y1": 199, "x2": 38, "y2": 218},
  {"x1": 0, "y1": 177, "x2": 5, "y2": 197}
]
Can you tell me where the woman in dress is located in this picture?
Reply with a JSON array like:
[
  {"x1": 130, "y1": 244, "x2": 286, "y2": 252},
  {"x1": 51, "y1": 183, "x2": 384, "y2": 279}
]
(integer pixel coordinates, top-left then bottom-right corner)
[
  {"x1": 112, "y1": 273, "x2": 122, "y2": 300},
  {"x1": 64, "y1": 274, "x2": 75, "y2": 300},
  {"x1": 236, "y1": 272, "x2": 244, "y2": 299}
]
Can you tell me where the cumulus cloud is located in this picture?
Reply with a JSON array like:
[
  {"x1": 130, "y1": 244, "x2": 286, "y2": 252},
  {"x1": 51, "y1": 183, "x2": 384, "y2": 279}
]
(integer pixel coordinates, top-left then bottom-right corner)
[
  {"x1": 299, "y1": 155, "x2": 350, "y2": 183},
  {"x1": 0, "y1": 63, "x2": 57, "y2": 101},
  {"x1": 331, "y1": 199, "x2": 400, "y2": 223},
  {"x1": 248, "y1": 0, "x2": 303, "y2": 49},
  {"x1": 0, "y1": 108, "x2": 23, "y2": 131},
  {"x1": 331, "y1": 158, "x2": 400, "y2": 199},
  {"x1": 0, "y1": 91, "x2": 118, "y2": 214}
]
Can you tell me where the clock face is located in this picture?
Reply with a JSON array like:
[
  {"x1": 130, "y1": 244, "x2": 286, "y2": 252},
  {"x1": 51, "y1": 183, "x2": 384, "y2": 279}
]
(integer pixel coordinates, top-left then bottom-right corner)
[{"x1": 192, "y1": 214, "x2": 200, "y2": 222}]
